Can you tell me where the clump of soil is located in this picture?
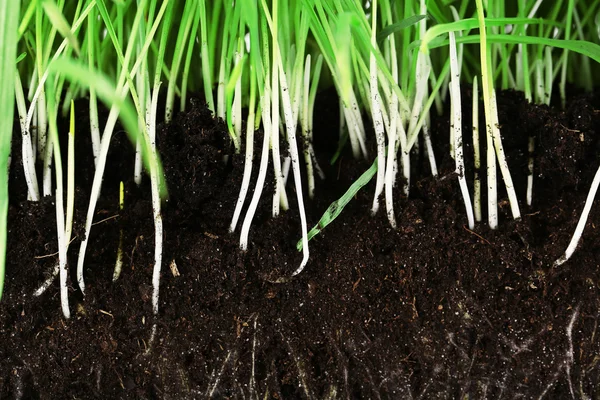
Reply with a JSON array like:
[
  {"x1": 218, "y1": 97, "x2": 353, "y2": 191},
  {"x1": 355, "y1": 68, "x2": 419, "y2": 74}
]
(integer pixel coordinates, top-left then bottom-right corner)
[{"x1": 1, "y1": 89, "x2": 600, "y2": 399}]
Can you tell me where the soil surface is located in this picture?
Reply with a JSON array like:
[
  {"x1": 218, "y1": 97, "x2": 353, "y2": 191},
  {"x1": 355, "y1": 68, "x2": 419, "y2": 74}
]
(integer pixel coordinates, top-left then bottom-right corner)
[{"x1": 2, "y1": 88, "x2": 600, "y2": 399}]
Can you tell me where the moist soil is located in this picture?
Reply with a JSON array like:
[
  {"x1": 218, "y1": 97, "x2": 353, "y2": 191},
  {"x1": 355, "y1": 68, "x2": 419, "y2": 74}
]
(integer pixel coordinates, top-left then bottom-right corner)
[{"x1": 2, "y1": 89, "x2": 600, "y2": 399}]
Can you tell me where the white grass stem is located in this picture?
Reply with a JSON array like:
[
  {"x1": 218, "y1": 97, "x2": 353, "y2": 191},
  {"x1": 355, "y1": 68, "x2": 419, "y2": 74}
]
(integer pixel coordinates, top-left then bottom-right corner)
[
  {"x1": 270, "y1": 75, "x2": 286, "y2": 216},
  {"x1": 535, "y1": 59, "x2": 544, "y2": 104},
  {"x1": 216, "y1": 56, "x2": 227, "y2": 121},
  {"x1": 149, "y1": 83, "x2": 163, "y2": 315},
  {"x1": 233, "y1": 50, "x2": 244, "y2": 152},
  {"x1": 543, "y1": 47, "x2": 553, "y2": 106},
  {"x1": 87, "y1": 12, "x2": 101, "y2": 164},
  {"x1": 381, "y1": 1, "x2": 401, "y2": 226},
  {"x1": 66, "y1": 102, "x2": 75, "y2": 244},
  {"x1": 31, "y1": 108, "x2": 38, "y2": 164},
  {"x1": 490, "y1": 89, "x2": 521, "y2": 221},
  {"x1": 56, "y1": 188, "x2": 70, "y2": 319},
  {"x1": 270, "y1": 21, "x2": 288, "y2": 217},
  {"x1": 350, "y1": 88, "x2": 368, "y2": 161},
  {"x1": 475, "y1": 0, "x2": 520, "y2": 226},
  {"x1": 14, "y1": 71, "x2": 40, "y2": 201},
  {"x1": 277, "y1": 59, "x2": 310, "y2": 276},
  {"x1": 282, "y1": 156, "x2": 291, "y2": 185},
  {"x1": 134, "y1": 53, "x2": 146, "y2": 186},
  {"x1": 76, "y1": 0, "x2": 168, "y2": 293},
  {"x1": 406, "y1": 52, "x2": 430, "y2": 141},
  {"x1": 384, "y1": 95, "x2": 400, "y2": 226},
  {"x1": 450, "y1": 95, "x2": 455, "y2": 160},
  {"x1": 449, "y1": 32, "x2": 475, "y2": 229},
  {"x1": 554, "y1": 164, "x2": 600, "y2": 267},
  {"x1": 230, "y1": 71, "x2": 257, "y2": 233},
  {"x1": 472, "y1": 77, "x2": 482, "y2": 222},
  {"x1": 301, "y1": 55, "x2": 316, "y2": 199},
  {"x1": 486, "y1": 105, "x2": 498, "y2": 229},
  {"x1": 369, "y1": 0, "x2": 386, "y2": 217},
  {"x1": 77, "y1": 97, "x2": 121, "y2": 294},
  {"x1": 37, "y1": 91, "x2": 48, "y2": 162},
  {"x1": 42, "y1": 136, "x2": 53, "y2": 197},
  {"x1": 422, "y1": 116, "x2": 437, "y2": 177}
]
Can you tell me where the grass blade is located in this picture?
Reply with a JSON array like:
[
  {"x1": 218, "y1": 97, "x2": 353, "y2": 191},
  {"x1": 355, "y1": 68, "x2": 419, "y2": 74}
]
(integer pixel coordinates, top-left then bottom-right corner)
[
  {"x1": 377, "y1": 15, "x2": 427, "y2": 42},
  {"x1": 0, "y1": 1, "x2": 20, "y2": 300},
  {"x1": 40, "y1": 0, "x2": 81, "y2": 56},
  {"x1": 297, "y1": 158, "x2": 378, "y2": 251}
]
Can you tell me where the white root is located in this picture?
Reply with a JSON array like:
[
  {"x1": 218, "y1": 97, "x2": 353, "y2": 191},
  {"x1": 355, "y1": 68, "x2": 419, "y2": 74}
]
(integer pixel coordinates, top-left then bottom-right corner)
[{"x1": 554, "y1": 164, "x2": 600, "y2": 267}]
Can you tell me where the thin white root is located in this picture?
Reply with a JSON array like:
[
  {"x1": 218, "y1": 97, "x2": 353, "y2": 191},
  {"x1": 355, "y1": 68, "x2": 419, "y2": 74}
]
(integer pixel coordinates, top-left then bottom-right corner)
[{"x1": 565, "y1": 306, "x2": 579, "y2": 399}]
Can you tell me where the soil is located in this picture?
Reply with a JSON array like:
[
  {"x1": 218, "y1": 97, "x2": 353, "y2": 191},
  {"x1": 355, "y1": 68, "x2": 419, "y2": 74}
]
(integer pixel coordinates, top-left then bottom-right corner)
[{"x1": 2, "y1": 88, "x2": 600, "y2": 399}]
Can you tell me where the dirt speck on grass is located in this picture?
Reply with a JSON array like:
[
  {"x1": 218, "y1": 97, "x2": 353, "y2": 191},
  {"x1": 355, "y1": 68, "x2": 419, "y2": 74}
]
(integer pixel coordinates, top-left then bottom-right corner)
[{"x1": 2, "y1": 91, "x2": 600, "y2": 399}]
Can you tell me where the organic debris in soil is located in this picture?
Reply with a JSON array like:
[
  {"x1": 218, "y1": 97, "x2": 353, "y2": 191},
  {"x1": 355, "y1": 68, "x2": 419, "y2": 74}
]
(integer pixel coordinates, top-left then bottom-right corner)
[{"x1": 2, "y1": 90, "x2": 600, "y2": 399}]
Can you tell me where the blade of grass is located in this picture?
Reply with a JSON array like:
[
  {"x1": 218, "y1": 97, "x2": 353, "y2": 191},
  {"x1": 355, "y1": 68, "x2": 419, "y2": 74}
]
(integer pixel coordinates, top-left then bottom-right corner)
[
  {"x1": 297, "y1": 158, "x2": 378, "y2": 251},
  {"x1": 40, "y1": 0, "x2": 81, "y2": 56}
]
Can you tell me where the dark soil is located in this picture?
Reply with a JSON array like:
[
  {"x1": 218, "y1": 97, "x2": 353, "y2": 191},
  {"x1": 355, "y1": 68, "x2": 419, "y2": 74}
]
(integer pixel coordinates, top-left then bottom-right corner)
[{"x1": 2, "y1": 88, "x2": 600, "y2": 399}]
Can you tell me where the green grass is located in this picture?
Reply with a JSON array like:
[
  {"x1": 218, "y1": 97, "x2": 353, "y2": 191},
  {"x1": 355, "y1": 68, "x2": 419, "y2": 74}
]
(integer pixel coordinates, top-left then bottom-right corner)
[{"x1": 0, "y1": 1, "x2": 21, "y2": 301}]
